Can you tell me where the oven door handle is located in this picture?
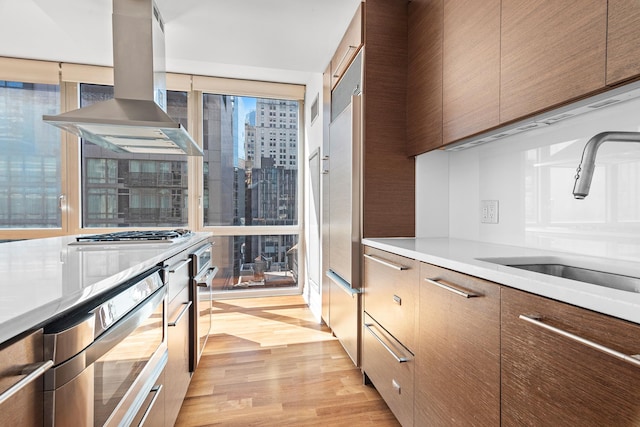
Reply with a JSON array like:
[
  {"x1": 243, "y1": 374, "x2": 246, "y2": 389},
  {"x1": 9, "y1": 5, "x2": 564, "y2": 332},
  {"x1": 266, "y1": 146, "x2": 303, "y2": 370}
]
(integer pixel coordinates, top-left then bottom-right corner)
[
  {"x1": 86, "y1": 287, "x2": 166, "y2": 365},
  {"x1": 195, "y1": 266, "x2": 218, "y2": 287}
]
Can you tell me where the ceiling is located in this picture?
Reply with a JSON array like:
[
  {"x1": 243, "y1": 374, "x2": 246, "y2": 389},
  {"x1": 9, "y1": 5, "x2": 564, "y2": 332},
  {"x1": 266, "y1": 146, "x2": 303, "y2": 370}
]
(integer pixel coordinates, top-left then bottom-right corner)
[{"x1": 0, "y1": 0, "x2": 362, "y2": 84}]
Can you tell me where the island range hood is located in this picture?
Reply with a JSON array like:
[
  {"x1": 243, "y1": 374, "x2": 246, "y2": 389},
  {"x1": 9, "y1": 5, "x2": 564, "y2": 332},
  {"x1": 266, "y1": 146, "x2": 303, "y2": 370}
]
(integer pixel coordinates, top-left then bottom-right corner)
[{"x1": 44, "y1": 0, "x2": 203, "y2": 156}]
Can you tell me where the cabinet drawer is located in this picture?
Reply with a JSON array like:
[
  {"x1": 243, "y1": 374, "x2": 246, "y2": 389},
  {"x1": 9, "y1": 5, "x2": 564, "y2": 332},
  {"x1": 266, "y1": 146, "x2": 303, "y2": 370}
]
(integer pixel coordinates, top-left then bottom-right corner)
[
  {"x1": 363, "y1": 247, "x2": 418, "y2": 351},
  {"x1": 330, "y1": 3, "x2": 363, "y2": 89},
  {"x1": 502, "y1": 287, "x2": 640, "y2": 425},
  {"x1": 0, "y1": 329, "x2": 47, "y2": 427},
  {"x1": 163, "y1": 251, "x2": 191, "y2": 302},
  {"x1": 362, "y1": 314, "x2": 413, "y2": 427},
  {"x1": 166, "y1": 286, "x2": 192, "y2": 427}
]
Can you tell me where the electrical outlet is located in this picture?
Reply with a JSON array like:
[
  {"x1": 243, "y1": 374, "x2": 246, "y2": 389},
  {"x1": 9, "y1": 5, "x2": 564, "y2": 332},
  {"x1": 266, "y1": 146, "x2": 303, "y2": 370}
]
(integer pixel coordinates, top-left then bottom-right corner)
[{"x1": 481, "y1": 200, "x2": 499, "y2": 224}]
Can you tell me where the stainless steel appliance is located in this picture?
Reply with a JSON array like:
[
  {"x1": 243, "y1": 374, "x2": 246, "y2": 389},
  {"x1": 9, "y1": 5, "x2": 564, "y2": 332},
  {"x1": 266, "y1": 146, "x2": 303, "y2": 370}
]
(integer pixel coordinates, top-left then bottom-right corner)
[
  {"x1": 71, "y1": 229, "x2": 193, "y2": 245},
  {"x1": 43, "y1": 267, "x2": 167, "y2": 427},
  {"x1": 43, "y1": 0, "x2": 202, "y2": 157},
  {"x1": 323, "y1": 50, "x2": 363, "y2": 366},
  {"x1": 189, "y1": 242, "x2": 217, "y2": 371}
]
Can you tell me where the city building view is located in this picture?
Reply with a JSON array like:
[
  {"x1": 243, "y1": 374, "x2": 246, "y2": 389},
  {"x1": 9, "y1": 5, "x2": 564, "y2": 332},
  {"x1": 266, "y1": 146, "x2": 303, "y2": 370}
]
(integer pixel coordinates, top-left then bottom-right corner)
[
  {"x1": 0, "y1": 81, "x2": 299, "y2": 290},
  {"x1": 80, "y1": 84, "x2": 300, "y2": 292}
]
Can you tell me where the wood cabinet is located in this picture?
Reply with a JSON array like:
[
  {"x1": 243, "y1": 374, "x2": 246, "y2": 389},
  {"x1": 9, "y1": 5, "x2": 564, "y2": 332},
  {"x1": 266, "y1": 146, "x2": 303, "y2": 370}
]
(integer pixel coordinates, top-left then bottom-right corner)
[
  {"x1": 0, "y1": 329, "x2": 47, "y2": 427},
  {"x1": 607, "y1": 0, "x2": 640, "y2": 86},
  {"x1": 415, "y1": 263, "x2": 501, "y2": 426},
  {"x1": 500, "y1": 0, "x2": 607, "y2": 123},
  {"x1": 330, "y1": 4, "x2": 363, "y2": 89},
  {"x1": 502, "y1": 286, "x2": 640, "y2": 425},
  {"x1": 407, "y1": 0, "x2": 443, "y2": 155},
  {"x1": 361, "y1": 0, "x2": 414, "y2": 238},
  {"x1": 362, "y1": 248, "x2": 417, "y2": 427},
  {"x1": 362, "y1": 247, "x2": 418, "y2": 351},
  {"x1": 443, "y1": 0, "x2": 500, "y2": 144},
  {"x1": 362, "y1": 313, "x2": 414, "y2": 427}
]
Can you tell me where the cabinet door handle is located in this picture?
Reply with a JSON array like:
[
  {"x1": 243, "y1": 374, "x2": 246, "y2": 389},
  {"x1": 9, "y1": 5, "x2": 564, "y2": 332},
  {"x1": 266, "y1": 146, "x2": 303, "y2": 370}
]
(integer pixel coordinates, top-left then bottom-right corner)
[
  {"x1": 168, "y1": 301, "x2": 192, "y2": 327},
  {"x1": 166, "y1": 258, "x2": 192, "y2": 274},
  {"x1": 332, "y1": 45, "x2": 358, "y2": 78},
  {"x1": 363, "y1": 253, "x2": 409, "y2": 271},
  {"x1": 392, "y1": 294, "x2": 402, "y2": 305},
  {"x1": 137, "y1": 384, "x2": 163, "y2": 426},
  {"x1": 424, "y1": 278, "x2": 479, "y2": 298},
  {"x1": 519, "y1": 314, "x2": 640, "y2": 368},
  {"x1": 0, "y1": 359, "x2": 54, "y2": 405},
  {"x1": 364, "y1": 323, "x2": 410, "y2": 363}
]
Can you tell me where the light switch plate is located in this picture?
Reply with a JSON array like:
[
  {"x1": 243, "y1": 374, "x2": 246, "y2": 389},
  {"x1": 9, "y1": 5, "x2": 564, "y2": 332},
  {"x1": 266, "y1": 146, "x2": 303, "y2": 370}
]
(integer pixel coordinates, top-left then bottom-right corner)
[{"x1": 481, "y1": 200, "x2": 499, "y2": 224}]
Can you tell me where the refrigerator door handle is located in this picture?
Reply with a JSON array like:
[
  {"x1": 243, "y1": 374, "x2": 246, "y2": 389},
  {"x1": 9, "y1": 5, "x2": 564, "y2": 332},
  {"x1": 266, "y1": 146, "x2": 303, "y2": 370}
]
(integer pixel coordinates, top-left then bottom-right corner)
[{"x1": 326, "y1": 269, "x2": 361, "y2": 297}]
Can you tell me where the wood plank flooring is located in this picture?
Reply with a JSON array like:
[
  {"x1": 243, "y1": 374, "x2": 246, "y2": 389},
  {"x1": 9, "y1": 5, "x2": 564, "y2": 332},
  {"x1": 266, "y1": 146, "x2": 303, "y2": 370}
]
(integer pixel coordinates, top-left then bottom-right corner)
[{"x1": 175, "y1": 295, "x2": 400, "y2": 426}]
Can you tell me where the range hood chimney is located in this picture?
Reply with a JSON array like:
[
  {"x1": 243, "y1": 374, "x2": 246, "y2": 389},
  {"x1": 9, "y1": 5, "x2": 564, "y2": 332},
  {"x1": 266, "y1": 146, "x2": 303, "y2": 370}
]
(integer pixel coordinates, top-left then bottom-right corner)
[{"x1": 43, "y1": 0, "x2": 203, "y2": 156}]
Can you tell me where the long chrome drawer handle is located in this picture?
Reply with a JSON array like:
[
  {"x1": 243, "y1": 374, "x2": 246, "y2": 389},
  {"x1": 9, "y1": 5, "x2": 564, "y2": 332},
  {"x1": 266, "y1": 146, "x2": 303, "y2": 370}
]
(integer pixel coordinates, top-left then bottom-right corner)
[
  {"x1": 363, "y1": 253, "x2": 409, "y2": 271},
  {"x1": 137, "y1": 384, "x2": 163, "y2": 426},
  {"x1": 424, "y1": 278, "x2": 479, "y2": 298},
  {"x1": 0, "y1": 359, "x2": 54, "y2": 405},
  {"x1": 519, "y1": 314, "x2": 640, "y2": 368},
  {"x1": 364, "y1": 323, "x2": 410, "y2": 363},
  {"x1": 326, "y1": 270, "x2": 361, "y2": 297},
  {"x1": 168, "y1": 301, "x2": 193, "y2": 327},
  {"x1": 167, "y1": 258, "x2": 192, "y2": 273}
]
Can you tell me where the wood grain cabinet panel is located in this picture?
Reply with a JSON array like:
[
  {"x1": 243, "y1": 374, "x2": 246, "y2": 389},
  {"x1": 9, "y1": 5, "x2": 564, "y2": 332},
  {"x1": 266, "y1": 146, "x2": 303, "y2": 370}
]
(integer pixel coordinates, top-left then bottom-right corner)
[
  {"x1": 502, "y1": 287, "x2": 640, "y2": 425},
  {"x1": 442, "y1": 0, "x2": 500, "y2": 144},
  {"x1": 363, "y1": 247, "x2": 418, "y2": 352},
  {"x1": 607, "y1": 0, "x2": 640, "y2": 86},
  {"x1": 362, "y1": 0, "x2": 414, "y2": 238},
  {"x1": 500, "y1": 0, "x2": 607, "y2": 123},
  {"x1": 407, "y1": 0, "x2": 443, "y2": 155},
  {"x1": 330, "y1": 4, "x2": 363, "y2": 90},
  {"x1": 415, "y1": 263, "x2": 500, "y2": 426},
  {"x1": 0, "y1": 329, "x2": 45, "y2": 427}
]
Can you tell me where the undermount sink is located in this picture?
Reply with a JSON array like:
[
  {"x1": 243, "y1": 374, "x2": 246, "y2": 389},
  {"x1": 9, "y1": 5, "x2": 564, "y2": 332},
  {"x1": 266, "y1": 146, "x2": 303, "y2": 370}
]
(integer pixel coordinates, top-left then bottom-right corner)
[{"x1": 478, "y1": 256, "x2": 640, "y2": 293}]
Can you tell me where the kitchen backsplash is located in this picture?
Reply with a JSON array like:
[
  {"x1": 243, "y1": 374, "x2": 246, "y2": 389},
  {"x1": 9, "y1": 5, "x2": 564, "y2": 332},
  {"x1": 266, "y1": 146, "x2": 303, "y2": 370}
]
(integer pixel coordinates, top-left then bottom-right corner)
[{"x1": 416, "y1": 95, "x2": 640, "y2": 263}]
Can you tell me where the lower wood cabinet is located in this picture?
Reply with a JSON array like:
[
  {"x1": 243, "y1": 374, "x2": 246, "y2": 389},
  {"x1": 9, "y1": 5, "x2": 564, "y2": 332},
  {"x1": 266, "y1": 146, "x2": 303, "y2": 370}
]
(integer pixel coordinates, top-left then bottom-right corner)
[
  {"x1": 415, "y1": 263, "x2": 500, "y2": 426},
  {"x1": 0, "y1": 329, "x2": 47, "y2": 427},
  {"x1": 362, "y1": 313, "x2": 414, "y2": 427},
  {"x1": 502, "y1": 286, "x2": 640, "y2": 426}
]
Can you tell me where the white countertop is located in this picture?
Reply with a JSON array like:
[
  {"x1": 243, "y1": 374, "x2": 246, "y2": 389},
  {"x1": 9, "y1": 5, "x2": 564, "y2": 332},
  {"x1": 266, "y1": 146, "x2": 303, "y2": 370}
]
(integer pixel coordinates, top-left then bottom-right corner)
[
  {"x1": 0, "y1": 232, "x2": 211, "y2": 345},
  {"x1": 362, "y1": 237, "x2": 640, "y2": 325}
]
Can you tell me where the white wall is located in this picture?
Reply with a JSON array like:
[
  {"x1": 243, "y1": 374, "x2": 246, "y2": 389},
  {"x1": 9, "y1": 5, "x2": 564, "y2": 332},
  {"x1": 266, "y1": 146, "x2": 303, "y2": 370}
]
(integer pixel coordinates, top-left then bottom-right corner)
[
  {"x1": 416, "y1": 96, "x2": 640, "y2": 263},
  {"x1": 303, "y1": 73, "x2": 324, "y2": 321}
]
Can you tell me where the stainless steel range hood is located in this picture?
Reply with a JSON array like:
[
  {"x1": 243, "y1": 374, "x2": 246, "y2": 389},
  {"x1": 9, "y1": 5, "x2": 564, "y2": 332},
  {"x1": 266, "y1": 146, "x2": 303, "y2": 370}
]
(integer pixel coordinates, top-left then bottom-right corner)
[{"x1": 44, "y1": 0, "x2": 203, "y2": 156}]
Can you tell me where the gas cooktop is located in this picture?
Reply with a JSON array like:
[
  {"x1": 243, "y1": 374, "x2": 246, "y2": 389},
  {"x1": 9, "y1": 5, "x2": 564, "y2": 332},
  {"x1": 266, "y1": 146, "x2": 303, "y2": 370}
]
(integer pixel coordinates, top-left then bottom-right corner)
[{"x1": 72, "y1": 229, "x2": 194, "y2": 245}]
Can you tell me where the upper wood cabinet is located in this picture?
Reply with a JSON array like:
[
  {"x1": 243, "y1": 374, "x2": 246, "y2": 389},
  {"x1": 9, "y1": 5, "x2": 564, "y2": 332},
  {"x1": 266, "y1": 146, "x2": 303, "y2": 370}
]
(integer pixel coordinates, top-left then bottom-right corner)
[
  {"x1": 407, "y1": 0, "x2": 443, "y2": 155},
  {"x1": 443, "y1": 0, "x2": 501, "y2": 144},
  {"x1": 607, "y1": 0, "x2": 640, "y2": 86},
  {"x1": 361, "y1": 0, "x2": 414, "y2": 238},
  {"x1": 502, "y1": 286, "x2": 640, "y2": 425},
  {"x1": 330, "y1": 4, "x2": 363, "y2": 90},
  {"x1": 500, "y1": 0, "x2": 607, "y2": 123}
]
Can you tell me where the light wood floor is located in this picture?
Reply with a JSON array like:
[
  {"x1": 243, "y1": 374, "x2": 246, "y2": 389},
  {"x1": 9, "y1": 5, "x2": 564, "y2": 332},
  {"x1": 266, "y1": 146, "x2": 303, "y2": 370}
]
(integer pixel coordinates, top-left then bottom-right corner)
[{"x1": 175, "y1": 295, "x2": 400, "y2": 427}]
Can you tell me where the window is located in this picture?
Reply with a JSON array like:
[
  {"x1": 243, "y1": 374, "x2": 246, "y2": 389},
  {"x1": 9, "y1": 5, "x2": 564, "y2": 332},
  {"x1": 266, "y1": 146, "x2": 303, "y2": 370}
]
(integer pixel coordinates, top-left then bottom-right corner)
[
  {"x1": 0, "y1": 81, "x2": 61, "y2": 229},
  {"x1": 202, "y1": 94, "x2": 300, "y2": 295},
  {"x1": 80, "y1": 84, "x2": 189, "y2": 228}
]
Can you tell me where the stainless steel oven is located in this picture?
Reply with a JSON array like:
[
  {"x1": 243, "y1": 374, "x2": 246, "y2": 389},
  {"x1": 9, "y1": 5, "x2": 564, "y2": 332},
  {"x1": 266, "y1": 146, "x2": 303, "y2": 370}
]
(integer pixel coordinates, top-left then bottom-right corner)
[
  {"x1": 189, "y1": 242, "x2": 217, "y2": 371},
  {"x1": 43, "y1": 267, "x2": 167, "y2": 427}
]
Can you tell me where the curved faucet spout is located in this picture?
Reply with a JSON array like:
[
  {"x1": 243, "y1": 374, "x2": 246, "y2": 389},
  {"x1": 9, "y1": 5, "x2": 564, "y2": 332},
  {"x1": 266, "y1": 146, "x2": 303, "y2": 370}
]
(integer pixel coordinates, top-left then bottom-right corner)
[{"x1": 573, "y1": 131, "x2": 640, "y2": 199}]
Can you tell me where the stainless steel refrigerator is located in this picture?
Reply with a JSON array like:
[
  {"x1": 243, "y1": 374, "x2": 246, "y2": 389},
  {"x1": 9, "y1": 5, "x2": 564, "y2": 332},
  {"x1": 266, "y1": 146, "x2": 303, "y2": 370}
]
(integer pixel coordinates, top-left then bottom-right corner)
[{"x1": 322, "y1": 51, "x2": 363, "y2": 366}]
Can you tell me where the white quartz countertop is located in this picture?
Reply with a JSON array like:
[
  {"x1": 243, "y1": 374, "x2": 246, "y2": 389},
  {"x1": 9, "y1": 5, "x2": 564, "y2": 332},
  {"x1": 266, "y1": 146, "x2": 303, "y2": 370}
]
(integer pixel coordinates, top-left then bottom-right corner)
[
  {"x1": 362, "y1": 237, "x2": 640, "y2": 325},
  {"x1": 0, "y1": 232, "x2": 212, "y2": 345}
]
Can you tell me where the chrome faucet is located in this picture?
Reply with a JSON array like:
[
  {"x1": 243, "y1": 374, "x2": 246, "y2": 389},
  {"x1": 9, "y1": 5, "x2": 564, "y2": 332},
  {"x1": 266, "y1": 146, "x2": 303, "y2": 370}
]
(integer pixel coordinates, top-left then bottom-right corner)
[{"x1": 573, "y1": 131, "x2": 640, "y2": 199}]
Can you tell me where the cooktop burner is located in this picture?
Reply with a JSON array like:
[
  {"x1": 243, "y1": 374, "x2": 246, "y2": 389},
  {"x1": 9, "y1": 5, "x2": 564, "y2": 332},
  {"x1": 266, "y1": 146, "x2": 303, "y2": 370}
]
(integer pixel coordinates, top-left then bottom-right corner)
[{"x1": 73, "y1": 229, "x2": 193, "y2": 244}]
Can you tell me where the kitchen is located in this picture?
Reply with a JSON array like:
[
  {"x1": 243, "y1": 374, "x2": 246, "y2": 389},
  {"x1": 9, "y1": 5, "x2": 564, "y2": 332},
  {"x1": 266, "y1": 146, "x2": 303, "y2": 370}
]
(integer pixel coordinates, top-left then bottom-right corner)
[{"x1": 2, "y1": 0, "x2": 640, "y2": 426}]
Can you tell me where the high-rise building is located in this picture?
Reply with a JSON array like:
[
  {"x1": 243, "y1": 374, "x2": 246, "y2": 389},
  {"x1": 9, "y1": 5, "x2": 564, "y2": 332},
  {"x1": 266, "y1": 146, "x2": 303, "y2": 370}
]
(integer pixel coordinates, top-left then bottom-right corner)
[{"x1": 246, "y1": 99, "x2": 298, "y2": 169}]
